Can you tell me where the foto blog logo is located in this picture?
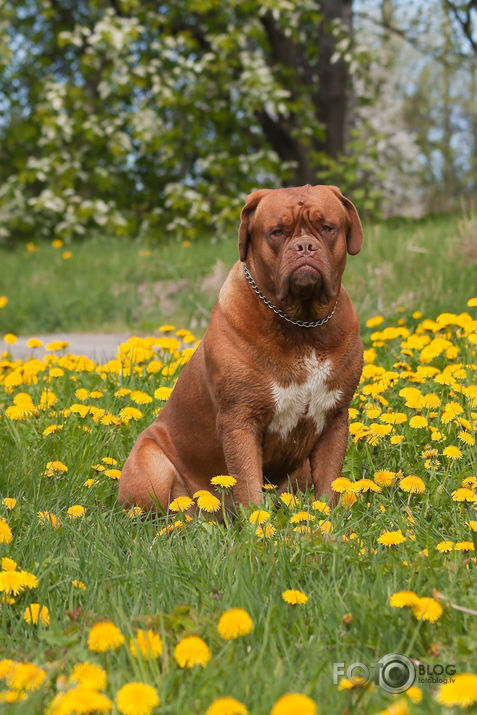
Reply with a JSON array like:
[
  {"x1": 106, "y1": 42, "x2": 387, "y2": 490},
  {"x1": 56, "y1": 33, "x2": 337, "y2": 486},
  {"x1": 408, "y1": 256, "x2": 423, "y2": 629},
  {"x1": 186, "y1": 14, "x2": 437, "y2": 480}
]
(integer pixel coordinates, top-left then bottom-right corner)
[{"x1": 333, "y1": 653, "x2": 416, "y2": 694}]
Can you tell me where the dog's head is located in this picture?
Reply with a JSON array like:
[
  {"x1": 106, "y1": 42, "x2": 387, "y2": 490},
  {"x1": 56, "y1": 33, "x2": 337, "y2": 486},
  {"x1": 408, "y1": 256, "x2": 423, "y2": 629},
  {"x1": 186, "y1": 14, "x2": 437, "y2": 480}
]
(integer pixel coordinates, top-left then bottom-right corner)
[{"x1": 238, "y1": 184, "x2": 363, "y2": 320}]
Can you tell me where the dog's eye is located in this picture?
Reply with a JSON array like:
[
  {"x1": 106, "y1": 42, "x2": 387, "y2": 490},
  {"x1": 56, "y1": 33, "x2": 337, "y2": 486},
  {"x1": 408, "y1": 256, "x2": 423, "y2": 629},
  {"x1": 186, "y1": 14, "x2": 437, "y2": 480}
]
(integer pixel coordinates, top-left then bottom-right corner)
[
  {"x1": 270, "y1": 228, "x2": 285, "y2": 238},
  {"x1": 321, "y1": 224, "x2": 335, "y2": 234}
]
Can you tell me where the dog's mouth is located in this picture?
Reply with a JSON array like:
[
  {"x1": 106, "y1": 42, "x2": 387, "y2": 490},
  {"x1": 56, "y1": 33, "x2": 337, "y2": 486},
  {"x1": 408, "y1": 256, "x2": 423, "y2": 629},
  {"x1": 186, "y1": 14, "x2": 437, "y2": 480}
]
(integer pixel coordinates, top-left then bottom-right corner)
[
  {"x1": 291, "y1": 260, "x2": 320, "y2": 274},
  {"x1": 289, "y1": 261, "x2": 322, "y2": 294}
]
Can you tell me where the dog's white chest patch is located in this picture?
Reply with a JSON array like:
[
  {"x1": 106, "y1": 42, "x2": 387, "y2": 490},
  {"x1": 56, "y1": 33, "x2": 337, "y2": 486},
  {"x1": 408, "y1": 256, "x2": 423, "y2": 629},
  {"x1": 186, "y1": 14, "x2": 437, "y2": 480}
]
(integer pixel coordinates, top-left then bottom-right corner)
[{"x1": 268, "y1": 354, "x2": 342, "y2": 439}]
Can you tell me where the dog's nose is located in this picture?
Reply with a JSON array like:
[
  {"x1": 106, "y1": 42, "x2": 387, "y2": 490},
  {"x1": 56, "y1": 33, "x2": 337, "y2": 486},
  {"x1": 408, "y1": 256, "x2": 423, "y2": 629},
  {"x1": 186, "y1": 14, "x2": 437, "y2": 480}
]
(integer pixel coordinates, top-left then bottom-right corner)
[{"x1": 292, "y1": 236, "x2": 319, "y2": 255}]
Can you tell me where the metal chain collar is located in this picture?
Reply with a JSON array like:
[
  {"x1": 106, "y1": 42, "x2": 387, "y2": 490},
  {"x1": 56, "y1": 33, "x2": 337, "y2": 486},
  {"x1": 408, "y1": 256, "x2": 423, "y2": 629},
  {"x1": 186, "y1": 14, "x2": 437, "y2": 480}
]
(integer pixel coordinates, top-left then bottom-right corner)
[{"x1": 242, "y1": 262, "x2": 338, "y2": 328}]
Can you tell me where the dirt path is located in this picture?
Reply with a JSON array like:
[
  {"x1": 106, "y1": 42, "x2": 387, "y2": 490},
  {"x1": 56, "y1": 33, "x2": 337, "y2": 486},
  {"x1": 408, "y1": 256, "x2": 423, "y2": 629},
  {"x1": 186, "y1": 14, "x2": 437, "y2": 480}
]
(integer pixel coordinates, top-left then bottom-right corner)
[{"x1": 7, "y1": 332, "x2": 133, "y2": 362}]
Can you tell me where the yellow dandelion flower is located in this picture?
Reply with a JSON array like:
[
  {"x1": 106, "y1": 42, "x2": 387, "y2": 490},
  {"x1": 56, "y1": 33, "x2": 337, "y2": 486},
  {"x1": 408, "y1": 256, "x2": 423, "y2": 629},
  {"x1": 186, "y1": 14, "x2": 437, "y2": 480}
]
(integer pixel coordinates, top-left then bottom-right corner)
[
  {"x1": 72, "y1": 580, "x2": 86, "y2": 590},
  {"x1": 0, "y1": 519, "x2": 13, "y2": 544},
  {"x1": 48, "y1": 687, "x2": 113, "y2": 715},
  {"x1": 101, "y1": 457, "x2": 117, "y2": 465},
  {"x1": 355, "y1": 478, "x2": 381, "y2": 492},
  {"x1": 458, "y1": 430, "x2": 475, "y2": 446},
  {"x1": 378, "y1": 530, "x2": 406, "y2": 546},
  {"x1": 69, "y1": 663, "x2": 107, "y2": 690},
  {"x1": 374, "y1": 697, "x2": 410, "y2": 715},
  {"x1": 451, "y1": 488, "x2": 475, "y2": 502},
  {"x1": 67, "y1": 505, "x2": 85, "y2": 519},
  {"x1": 279, "y1": 492, "x2": 298, "y2": 507},
  {"x1": 210, "y1": 475, "x2": 237, "y2": 488},
  {"x1": 37, "y1": 511, "x2": 59, "y2": 528},
  {"x1": 88, "y1": 621, "x2": 124, "y2": 652},
  {"x1": 0, "y1": 659, "x2": 14, "y2": 679},
  {"x1": 2, "y1": 498, "x2": 16, "y2": 510},
  {"x1": 1, "y1": 557, "x2": 17, "y2": 571},
  {"x1": 154, "y1": 386, "x2": 172, "y2": 401},
  {"x1": 0, "y1": 296, "x2": 7, "y2": 308},
  {"x1": 46, "y1": 340, "x2": 70, "y2": 351},
  {"x1": 159, "y1": 324, "x2": 175, "y2": 332},
  {"x1": 126, "y1": 506, "x2": 144, "y2": 518},
  {"x1": 271, "y1": 693, "x2": 317, "y2": 715},
  {"x1": 7, "y1": 662, "x2": 46, "y2": 691},
  {"x1": 116, "y1": 683, "x2": 160, "y2": 715},
  {"x1": 26, "y1": 338, "x2": 43, "y2": 350},
  {"x1": 24, "y1": 603, "x2": 49, "y2": 626},
  {"x1": 289, "y1": 511, "x2": 316, "y2": 523},
  {"x1": 103, "y1": 469, "x2": 121, "y2": 479},
  {"x1": 174, "y1": 636, "x2": 211, "y2": 668},
  {"x1": 115, "y1": 388, "x2": 132, "y2": 397},
  {"x1": 331, "y1": 477, "x2": 354, "y2": 493},
  {"x1": 366, "y1": 315, "x2": 384, "y2": 328},
  {"x1": 436, "y1": 673, "x2": 477, "y2": 707},
  {"x1": 45, "y1": 460, "x2": 68, "y2": 474},
  {"x1": 399, "y1": 476, "x2": 425, "y2": 494},
  {"x1": 406, "y1": 685, "x2": 422, "y2": 703},
  {"x1": 194, "y1": 491, "x2": 220, "y2": 512},
  {"x1": 369, "y1": 422, "x2": 392, "y2": 436},
  {"x1": 455, "y1": 541, "x2": 475, "y2": 551},
  {"x1": 467, "y1": 521, "x2": 477, "y2": 532},
  {"x1": 18, "y1": 570, "x2": 39, "y2": 590},
  {"x1": 412, "y1": 597, "x2": 443, "y2": 622},
  {"x1": 341, "y1": 492, "x2": 358, "y2": 508},
  {"x1": 129, "y1": 390, "x2": 153, "y2": 405},
  {"x1": 409, "y1": 415, "x2": 428, "y2": 429},
  {"x1": 75, "y1": 388, "x2": 89, "y2": 400},
  {"x1": 389, "y1": 591, "x2": 419, "y2": 608},
  {"x1": 282, "y1": 589, "x2": 308, "y2": 605},
  {"x1": 43, "y1": 424, "x2": 63, "y2": 436},
  {"x1": 436, "y1": 541, "x2": 453, "y2": 552},
  {"x1": 380, "y1": 412, "x2": 407, "y2": 424},
  {"x1": 4, "y1": 333, "x2": 17, "y2": 345},
  {"x1": 293, "y1": 525, "x2": 311, "y2": 534},
  {"x1": 129, "y1": 630, "x2": 163, "y2": 660},
  {"x1": 169, "y1": 496, "x2": 194, "y2": 512},
  {"x1": 119, "y1": 406, "x2": 143, "y2": 422},
  {"x1": 205, "y1": 696, "x2": 249, "y2": 715},
  {"x1": 255, "y1": 523, "x2": 276, "y2": 538},
  {"x1": 249, "y1": 510, "x2": 270, "y2": 525},
  {"x1": 311, "y1": 500, "x2": 330, "y2": 514},
  {"x1": 443, "y1": 445, "x2": 463, "y2": 459},
  {"x1": 84, "y1": 478, "x2": 99, "y2": 488},
  {"x1": 338, "y1": 676, "x2": 366, "y2": 690},
  {"x1": 217, "y1": 608, "x2": 253, "y2": 640},
  {"x1": 374, "y1": 470, "x2": 396, "y2": 487}
]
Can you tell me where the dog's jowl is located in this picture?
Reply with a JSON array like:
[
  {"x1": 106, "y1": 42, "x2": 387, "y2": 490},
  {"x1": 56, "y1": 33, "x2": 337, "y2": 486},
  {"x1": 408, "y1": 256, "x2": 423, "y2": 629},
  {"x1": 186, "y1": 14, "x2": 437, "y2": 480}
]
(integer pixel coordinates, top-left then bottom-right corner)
[{"x1": 118, "y1": 184, "x2": 364, "y2": 512}]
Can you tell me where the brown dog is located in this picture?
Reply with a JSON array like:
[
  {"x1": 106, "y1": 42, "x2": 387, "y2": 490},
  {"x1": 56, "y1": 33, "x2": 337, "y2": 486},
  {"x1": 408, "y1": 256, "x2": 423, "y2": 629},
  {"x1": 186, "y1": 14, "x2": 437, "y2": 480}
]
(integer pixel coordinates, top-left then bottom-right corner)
[{"x1": 118, "y1": 184, "x2": 364, "y2": 512}]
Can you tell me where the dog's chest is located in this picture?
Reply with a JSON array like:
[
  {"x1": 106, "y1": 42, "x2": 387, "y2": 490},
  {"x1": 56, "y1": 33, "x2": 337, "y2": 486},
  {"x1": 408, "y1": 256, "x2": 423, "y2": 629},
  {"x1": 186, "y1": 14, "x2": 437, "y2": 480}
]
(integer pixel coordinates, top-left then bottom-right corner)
[{"x1": 267, "y1": 353, "x2": 342, "y2": 439}]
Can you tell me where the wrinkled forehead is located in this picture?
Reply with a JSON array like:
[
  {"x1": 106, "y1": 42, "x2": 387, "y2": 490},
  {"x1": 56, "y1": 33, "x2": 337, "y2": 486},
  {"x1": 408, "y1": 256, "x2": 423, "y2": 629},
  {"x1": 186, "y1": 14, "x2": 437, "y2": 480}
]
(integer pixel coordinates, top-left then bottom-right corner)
[{"x1": 253, "y1": 186, "x2": 346, "y2": 228}]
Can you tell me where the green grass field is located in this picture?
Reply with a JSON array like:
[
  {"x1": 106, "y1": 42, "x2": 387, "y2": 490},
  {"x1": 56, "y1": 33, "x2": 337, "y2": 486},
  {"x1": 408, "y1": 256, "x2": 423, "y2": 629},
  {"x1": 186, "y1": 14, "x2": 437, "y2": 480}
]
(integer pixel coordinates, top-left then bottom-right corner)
[
  {"x1": 0, "y1": 213, "x2": 476, "y2": 714},
  {"x1": 0, "y1": 210, "x2": 475, "y2": 336}
]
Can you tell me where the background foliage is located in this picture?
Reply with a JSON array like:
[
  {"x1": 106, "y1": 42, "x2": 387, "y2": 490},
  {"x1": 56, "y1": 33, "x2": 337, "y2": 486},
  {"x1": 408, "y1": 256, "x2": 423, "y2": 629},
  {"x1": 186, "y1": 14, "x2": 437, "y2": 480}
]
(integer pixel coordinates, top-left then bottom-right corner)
[{"x1": 0, "y1": 0, "x2": 476, "y2": 244}]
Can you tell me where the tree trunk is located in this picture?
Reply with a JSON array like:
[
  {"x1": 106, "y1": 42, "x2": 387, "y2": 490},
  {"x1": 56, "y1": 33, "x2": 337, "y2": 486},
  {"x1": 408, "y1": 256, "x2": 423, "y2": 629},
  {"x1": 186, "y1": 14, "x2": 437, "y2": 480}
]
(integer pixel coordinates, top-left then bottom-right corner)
[
  {"x1": 314, "y1": 0, "x2": 353, "y2": 158},
  {"x1": 258, "y1": 0, "x2": 353, "y2": 186}
]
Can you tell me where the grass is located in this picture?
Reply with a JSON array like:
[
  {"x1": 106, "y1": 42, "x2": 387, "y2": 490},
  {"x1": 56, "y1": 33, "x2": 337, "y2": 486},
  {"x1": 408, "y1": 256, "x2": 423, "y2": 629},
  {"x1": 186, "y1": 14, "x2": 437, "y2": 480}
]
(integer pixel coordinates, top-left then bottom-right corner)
[
  {"x1": 0, "y1": 211, "x2": 476, "y2": 712},
  {"x1": 0, "y1": 300, "x2": 476, "y2": 712},
  {"x1": 0, "y1": 209, "x2": 475, "y2": 336}
]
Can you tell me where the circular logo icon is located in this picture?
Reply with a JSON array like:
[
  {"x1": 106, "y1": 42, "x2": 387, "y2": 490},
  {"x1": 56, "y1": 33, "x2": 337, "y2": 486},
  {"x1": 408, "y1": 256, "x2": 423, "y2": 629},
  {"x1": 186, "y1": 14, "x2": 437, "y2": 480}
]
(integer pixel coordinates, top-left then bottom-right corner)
[{"x1": 376, "y1": 653, "x2": 416, "y2": 693}]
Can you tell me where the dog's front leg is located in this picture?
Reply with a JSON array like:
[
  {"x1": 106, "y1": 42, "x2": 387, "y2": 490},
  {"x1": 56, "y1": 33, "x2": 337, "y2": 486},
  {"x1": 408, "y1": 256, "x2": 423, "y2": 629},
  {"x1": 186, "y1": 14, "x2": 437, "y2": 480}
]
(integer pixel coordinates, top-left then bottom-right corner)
[
  {"x1": 217, "y1": 416, "x2": 263, "y2": 508},
  {"x1": 309, "y1": 408, "x2": 350, "y2": 503}
]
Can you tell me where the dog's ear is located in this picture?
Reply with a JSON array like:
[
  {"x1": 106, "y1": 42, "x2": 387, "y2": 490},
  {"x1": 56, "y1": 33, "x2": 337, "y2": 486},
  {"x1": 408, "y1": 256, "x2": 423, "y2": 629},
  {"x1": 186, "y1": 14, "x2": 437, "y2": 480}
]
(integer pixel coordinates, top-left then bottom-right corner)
[
  {"x1": 238, "y1": 189, "x2": 271, "y2": 262},
  {"x1": 327, "y1": 186, "x2": 364, "y2": 255}
]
